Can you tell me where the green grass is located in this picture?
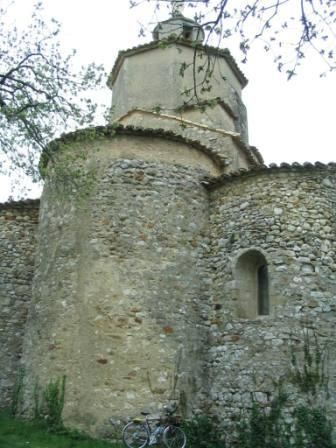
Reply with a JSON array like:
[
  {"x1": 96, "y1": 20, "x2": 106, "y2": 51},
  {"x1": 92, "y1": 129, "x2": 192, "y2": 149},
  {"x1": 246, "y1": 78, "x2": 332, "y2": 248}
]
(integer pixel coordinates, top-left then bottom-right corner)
[{"x1": 0, "y1": 412, "x2": 120, "y2": 448}]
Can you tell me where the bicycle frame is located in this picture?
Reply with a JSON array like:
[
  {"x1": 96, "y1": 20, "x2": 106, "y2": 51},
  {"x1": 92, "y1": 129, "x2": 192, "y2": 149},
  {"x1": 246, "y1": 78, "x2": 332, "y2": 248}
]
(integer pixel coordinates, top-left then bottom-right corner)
[
  {"x1": 138, "y1": 415, "x2": 164, "y2": 440},
  {"x1": 122, "y1": 405, "x2": 186, "y2": 448}
]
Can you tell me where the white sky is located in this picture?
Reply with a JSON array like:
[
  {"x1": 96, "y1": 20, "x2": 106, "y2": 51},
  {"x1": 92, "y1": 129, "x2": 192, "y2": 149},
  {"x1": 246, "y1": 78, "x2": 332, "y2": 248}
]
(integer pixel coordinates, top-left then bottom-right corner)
[{"x1": 0, "y1": 0, "x2": 335, "y2": 202}]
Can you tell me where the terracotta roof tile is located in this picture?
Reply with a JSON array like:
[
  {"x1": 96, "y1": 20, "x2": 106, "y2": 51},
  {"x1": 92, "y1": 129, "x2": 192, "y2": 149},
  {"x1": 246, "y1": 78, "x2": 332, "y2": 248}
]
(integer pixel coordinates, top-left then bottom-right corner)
[
  {"x1": 108, "y1": 39, "x2": 248, "y2": 88},
  {"x1": 205, "y1": 161, "x2": 336, "y2": 189}
]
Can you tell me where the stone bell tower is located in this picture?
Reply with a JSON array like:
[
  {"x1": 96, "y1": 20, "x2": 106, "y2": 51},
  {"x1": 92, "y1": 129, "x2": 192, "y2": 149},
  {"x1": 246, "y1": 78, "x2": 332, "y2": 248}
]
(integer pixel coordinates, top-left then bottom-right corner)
[
  {"x1": 21, "y1": 10, "x2": 263, "y2": 437},
  {"x1": 12, "y1": 5, "x2": 336, "y2": 442},
  {"x1": 109, "y1": 12, "x2": 262, "y2": 170}
]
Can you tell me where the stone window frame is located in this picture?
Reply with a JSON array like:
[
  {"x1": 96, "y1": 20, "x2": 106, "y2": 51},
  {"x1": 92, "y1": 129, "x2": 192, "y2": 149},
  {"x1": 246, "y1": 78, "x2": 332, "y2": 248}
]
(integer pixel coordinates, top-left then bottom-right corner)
[{"x1": 232, "y1": 247, "x2": 270, "y2": 319}]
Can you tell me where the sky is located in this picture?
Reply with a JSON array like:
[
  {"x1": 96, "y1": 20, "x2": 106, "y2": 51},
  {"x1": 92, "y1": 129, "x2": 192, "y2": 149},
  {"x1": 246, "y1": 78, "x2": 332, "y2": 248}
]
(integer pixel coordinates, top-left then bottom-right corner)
[{"x1": 0, "y1": 0, "x2": 335, "y2": 202}]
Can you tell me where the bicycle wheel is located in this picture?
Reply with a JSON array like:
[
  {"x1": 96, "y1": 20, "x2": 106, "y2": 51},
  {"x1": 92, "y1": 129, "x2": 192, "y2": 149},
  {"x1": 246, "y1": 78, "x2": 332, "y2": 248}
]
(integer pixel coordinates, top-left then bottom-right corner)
[
  {"x1": 123, "y1": 421, "x2": 150, "y2": 448},
  {"x1": 163, "y1": 425, "x2": 186, "y2": 448}
]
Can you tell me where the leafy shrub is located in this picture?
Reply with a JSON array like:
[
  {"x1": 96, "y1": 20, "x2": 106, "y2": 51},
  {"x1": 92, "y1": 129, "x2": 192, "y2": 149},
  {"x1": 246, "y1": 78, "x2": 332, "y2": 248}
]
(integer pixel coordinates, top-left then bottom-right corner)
[
  {"x1": 34, "y1": 376, "x2": 66, "y2": 431},
  {"x1": 43, "y1": 375, "x2": 66, "y2": 430},
  {"x1": 237, "y1": 399, "x2": 335, "y2": 448},
  {"x1": 183, "y1": 415, "x2": 225, "y2": 448}
]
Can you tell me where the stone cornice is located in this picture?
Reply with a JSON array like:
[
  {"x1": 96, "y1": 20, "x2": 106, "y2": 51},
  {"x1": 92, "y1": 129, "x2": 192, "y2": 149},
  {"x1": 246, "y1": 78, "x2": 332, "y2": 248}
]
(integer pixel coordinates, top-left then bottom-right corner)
[
  {"x1": 0, "y1": 198, "x2": 40, "y2": 209},
  {"x1": 40, "y1": 124, "x2": 229, "y2": 175},
  {"x1": 203, "y1": 162, "x2": 336, "y2": 190},
  {"x1": 117, "y1": 108, "x2": 240, "y2": 137},
  {"x1": 107, "y1": 39, "x2": 248, "y2": 89},
  {"x1": 117, "y1": 108, "x2": 262, "y2": 167}
]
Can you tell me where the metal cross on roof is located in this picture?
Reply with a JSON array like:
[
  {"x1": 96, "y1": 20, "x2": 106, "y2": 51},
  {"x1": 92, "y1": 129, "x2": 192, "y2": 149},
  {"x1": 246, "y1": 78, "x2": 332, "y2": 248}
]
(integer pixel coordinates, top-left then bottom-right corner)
[{"x1": 157, "y1": 0, "x2": 206, "y2": 17}]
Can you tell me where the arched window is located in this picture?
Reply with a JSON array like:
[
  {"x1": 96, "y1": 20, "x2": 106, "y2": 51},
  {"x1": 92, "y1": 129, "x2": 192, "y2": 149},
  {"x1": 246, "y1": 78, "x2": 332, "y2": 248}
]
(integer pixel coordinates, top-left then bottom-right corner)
[{"x1": 235, "y1": 250, "x2": 269, "y2": 318}]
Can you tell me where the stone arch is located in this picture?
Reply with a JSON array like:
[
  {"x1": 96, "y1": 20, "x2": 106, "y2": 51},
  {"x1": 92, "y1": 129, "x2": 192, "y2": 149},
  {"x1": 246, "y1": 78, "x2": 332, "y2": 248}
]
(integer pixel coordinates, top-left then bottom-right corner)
[{"x1": 234, "y1": 249, "x2": 269, "y2": 318}]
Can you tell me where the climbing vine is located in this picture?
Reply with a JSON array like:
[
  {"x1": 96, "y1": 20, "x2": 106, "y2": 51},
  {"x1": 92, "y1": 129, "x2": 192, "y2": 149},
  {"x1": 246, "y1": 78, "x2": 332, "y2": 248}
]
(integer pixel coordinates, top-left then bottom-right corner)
[
  {"x1": 290, "y1": 328, "x2": 329, "y2": 398},
  {"x1": 236, "y1": 328, "x2": 334, "y2": 448}
]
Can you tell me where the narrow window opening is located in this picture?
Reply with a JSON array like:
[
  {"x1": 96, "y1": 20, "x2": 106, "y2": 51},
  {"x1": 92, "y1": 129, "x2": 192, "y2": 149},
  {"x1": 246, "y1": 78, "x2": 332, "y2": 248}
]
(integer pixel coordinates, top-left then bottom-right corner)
[
  {"x1": 258, "y1": 264, "x2": 269, "y2": 315},
  {"x1": 235, "y1": 250, "x2": 270, "y2": 318},
  {"x1": 182, "y1": 25, "x2": 193, "y2": 40}
]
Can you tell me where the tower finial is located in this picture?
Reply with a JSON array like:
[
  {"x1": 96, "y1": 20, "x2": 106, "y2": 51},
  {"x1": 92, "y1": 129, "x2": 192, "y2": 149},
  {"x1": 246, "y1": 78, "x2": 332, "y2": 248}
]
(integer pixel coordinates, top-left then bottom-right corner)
[
  {"x1": 171, "y1": 0, "x2": 185, "y2": 17},
  {"x1": 153, "y1": 0, "x2": 206, "y2": 43},
  {"x1": 156, "y1": 0, "x2": 207, "y2": 18}
]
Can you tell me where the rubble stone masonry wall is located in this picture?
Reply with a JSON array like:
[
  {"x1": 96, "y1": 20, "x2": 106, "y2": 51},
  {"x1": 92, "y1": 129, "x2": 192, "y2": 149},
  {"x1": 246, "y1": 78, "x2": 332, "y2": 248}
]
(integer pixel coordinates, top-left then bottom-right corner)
[
  {"x1": 1, "y1": 139, "x2": 336, "y2": 440},
  {"x1": 206, "y1": 166, "x2": 336, "y2": 429},
  {"x1": 0, "y1": 200, "x2": 39, "y2": 406},
  {"x1": 22, "y1": 134, "x2": 214, "y2": 434}
]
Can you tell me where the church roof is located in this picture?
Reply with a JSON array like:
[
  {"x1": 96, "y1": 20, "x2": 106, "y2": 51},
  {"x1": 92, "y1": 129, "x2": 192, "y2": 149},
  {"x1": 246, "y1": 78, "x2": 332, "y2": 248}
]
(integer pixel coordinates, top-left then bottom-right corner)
[
  {"x1": 40, "y1": 124, "x2": 229, "y2": 174},
  {"x1": 0, "y1": 198, "x2": 40, "y2": 209},
  {"x1": 204, "y1": 161, "x2": 336, "y2": 190},
  {"x1": 107, "y1": 39, "x2": 248, "y2": 89},
  {"x1": 116, "y1": 108, "x2": 263, "y2": 167}
]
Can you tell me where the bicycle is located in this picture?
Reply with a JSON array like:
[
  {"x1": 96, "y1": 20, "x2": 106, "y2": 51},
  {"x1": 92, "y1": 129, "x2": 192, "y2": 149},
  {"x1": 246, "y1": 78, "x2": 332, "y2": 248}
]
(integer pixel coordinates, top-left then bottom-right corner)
[{"x1": 122, "y1": 406, "x2": 187, "y2": 448}]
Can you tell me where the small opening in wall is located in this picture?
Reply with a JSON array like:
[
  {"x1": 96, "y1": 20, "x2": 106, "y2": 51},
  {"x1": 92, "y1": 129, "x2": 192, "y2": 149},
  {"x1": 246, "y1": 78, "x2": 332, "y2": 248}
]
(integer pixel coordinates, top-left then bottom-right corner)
[
  {"x1": 258, "y1": 264, "x2": 269, "y2": 315},
  {"x1": 182, "y1": 24, "x2": 193, "y2": 40},
  {"x1": 235, "y1": 250, "x2": 270, "y2": 318}
]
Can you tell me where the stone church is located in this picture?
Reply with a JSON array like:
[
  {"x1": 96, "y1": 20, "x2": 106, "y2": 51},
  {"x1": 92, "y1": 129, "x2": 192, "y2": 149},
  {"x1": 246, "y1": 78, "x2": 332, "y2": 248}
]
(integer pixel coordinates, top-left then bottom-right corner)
[{"x1": 0, "y1": 11, "x2": 335, "y2": 437}]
